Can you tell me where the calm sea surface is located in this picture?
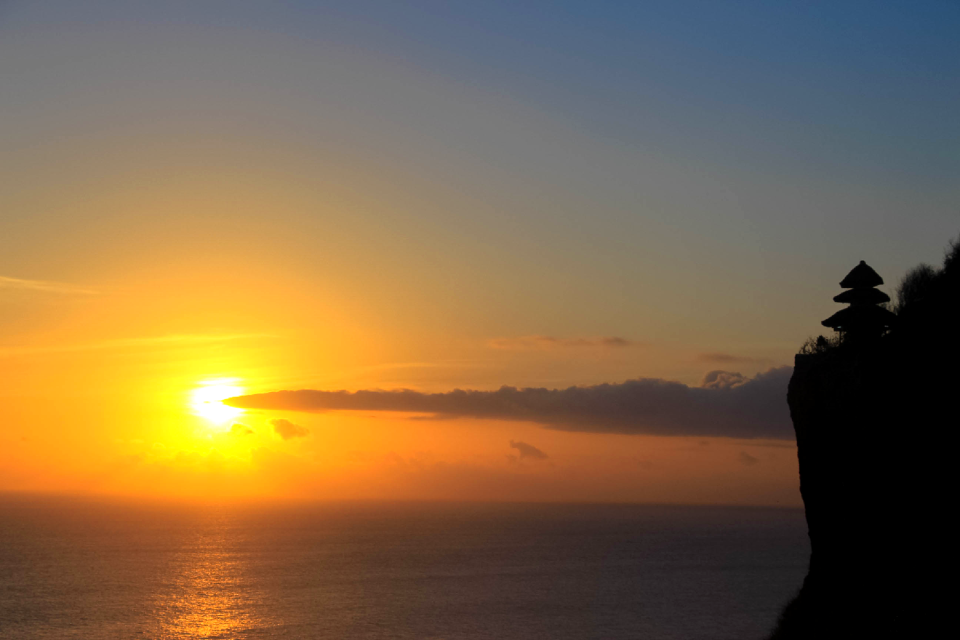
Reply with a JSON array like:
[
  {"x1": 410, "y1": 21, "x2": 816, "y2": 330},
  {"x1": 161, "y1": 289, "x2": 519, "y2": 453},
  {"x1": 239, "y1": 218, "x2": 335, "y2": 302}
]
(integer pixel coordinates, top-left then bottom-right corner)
[{"x1": 0, "y1": 497, "x2": 808, "y2": 639}]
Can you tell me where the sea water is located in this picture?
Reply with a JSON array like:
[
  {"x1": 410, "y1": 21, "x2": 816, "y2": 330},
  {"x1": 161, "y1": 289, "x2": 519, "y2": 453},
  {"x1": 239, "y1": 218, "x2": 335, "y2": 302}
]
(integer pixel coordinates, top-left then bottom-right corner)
[{"x1": 0, "y1": 497, "x2": 808, "y2": 639}]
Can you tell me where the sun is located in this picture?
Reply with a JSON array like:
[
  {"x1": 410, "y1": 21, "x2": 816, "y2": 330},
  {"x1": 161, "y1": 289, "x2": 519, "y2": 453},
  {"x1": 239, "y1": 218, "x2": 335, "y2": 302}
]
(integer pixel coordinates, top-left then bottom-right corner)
[{"x1": 190, "y1": 379, "x2": 245, "y2": 425}]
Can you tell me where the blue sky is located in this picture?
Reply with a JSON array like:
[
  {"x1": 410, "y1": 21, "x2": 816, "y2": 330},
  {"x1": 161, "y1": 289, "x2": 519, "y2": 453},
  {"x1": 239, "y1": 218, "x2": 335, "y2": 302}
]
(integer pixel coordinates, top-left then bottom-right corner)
[
  {"x1": 1, "y1": 0, "x2": 957, "y2": 366},
  {"x1": 10, "y1": 0, "x2": 956, "y2": 175}
]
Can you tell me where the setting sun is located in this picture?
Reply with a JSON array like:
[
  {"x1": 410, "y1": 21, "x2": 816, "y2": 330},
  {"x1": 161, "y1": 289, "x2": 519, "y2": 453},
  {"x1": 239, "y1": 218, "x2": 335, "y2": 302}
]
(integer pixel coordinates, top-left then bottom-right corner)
[
  {"x1": 190, "y1": 380, "x2": 245, "y2": 425},
  {"x1": 2, "y1": 2, "x2": 956, "y2": 637}
]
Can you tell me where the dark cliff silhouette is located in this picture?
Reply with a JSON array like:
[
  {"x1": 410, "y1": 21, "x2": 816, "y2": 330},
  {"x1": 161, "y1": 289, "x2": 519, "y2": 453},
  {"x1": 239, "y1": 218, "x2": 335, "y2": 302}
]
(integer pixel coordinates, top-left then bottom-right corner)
[{"x1": 769, "y1": 239, "x2": 959, "y2": 638}]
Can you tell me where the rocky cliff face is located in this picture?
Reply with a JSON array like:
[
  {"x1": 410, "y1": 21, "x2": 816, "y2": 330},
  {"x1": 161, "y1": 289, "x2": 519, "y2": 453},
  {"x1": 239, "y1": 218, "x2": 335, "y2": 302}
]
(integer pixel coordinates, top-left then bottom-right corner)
[{"x1": 769, "y1": 246, "x2": 958, "y2": 638}]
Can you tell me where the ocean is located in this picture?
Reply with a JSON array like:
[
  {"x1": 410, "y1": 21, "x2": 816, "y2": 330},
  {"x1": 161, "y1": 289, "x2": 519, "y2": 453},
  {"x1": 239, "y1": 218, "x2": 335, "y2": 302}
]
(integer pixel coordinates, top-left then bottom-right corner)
[{"x1": 0, "y1": 497, "x2": 808, "y2": 639}]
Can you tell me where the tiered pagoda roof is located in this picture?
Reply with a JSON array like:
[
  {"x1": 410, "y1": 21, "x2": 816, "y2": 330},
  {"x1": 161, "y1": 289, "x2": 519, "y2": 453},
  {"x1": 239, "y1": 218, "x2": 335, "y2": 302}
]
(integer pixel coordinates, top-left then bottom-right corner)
[
  {"x1": 822, "y1": 261, "x2": 895, "y2": 338},
  {"x1": 839, "y1": 261, "x2": 884, "y2": 288}
]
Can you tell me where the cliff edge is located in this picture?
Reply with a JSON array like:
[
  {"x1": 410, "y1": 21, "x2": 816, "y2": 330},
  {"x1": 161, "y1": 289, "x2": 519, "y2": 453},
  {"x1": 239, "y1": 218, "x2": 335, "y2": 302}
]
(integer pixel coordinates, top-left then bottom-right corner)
[{"x1": 769, "y1": 241, "x2": 958, "y2": 638}]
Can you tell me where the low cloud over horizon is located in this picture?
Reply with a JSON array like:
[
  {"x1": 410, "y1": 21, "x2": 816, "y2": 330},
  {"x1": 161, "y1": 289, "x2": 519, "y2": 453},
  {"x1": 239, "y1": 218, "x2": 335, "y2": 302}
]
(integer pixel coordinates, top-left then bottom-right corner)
[
  {"x1": 270, "y1": 418, "x2": 310, "y2": 440},
  {"x1": 487, "y1": 335, "x2": 638, "y2": 350},
  {"x1": 230, "y1": 423, "x2": 254, "y2": 436},
  {"x1": 697, "y1": 352, "x2": 762, "y2": 364},
  {"x1": 227, "y1": 367, "x2": 794, "y2": 440}
]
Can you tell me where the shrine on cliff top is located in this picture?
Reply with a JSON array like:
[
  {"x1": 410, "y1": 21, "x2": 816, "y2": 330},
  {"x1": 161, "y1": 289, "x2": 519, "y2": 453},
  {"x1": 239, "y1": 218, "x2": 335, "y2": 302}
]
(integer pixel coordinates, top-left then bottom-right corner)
[{"x1": 822, "y1": 260, "x2": 896, "y2": 341}]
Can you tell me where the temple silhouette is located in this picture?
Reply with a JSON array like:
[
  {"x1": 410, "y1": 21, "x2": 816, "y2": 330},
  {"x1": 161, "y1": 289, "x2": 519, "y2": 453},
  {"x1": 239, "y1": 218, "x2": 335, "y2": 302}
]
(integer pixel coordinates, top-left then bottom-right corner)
[
  {"x1": 769, "y1": 241, "x2": 958, "y2": 638},
  {"x1": 821, "y1": 261, "x2": 895, "y2": 342}
]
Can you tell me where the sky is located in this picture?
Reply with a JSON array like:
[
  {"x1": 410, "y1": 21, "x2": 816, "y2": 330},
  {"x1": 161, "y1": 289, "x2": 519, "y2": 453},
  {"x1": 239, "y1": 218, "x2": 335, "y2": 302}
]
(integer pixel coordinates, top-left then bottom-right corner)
[{"x1": 1, "y1": 1, "x2": 957, "y2": 504}]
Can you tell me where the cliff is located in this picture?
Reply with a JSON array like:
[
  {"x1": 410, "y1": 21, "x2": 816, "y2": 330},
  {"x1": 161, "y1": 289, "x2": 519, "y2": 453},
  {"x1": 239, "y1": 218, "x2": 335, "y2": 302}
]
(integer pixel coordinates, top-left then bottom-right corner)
[{"x1": 769, "y1": 243, "x2": 958, "y2": 638}]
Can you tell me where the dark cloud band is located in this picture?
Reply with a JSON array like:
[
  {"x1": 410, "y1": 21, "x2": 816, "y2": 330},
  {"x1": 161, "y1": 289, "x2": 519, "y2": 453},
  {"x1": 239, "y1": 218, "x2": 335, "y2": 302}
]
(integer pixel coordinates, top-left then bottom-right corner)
[{"x1": 226, "y1": 367, "x2": 794, "y2": 440}]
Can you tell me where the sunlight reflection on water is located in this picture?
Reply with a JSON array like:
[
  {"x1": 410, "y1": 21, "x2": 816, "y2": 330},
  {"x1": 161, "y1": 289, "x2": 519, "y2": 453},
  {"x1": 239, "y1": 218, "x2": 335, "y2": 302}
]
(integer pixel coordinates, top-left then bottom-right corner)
[
  {"x1": 0, "y1": 499, "x2": 809, "y2": 639},
  {"x1": 153, "y1": 510, "x2": 268, "y2": 639}
]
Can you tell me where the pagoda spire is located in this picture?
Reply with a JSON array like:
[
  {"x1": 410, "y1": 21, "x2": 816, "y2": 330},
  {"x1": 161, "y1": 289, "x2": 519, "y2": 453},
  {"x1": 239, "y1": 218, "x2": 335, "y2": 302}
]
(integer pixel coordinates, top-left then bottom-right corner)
[{"x1": 822, "y1": 261, "x2": 895, "y2": 342}]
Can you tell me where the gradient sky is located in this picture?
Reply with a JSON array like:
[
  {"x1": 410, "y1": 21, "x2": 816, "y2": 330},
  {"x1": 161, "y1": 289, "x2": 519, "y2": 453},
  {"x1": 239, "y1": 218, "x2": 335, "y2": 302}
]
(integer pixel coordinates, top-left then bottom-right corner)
[{"x1": 1, "y1": 1, "x2": 957, "y2": 503}]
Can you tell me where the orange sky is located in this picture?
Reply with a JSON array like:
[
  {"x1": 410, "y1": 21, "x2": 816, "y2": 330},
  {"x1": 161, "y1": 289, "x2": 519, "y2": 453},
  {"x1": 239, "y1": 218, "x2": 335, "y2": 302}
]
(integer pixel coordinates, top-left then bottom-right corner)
[
  {"x1": 2, "y1": 1, "x2": 955, "y2": 506},
  {"x1": 0, "y1": 267, "x2": 800, "y2": 505}
]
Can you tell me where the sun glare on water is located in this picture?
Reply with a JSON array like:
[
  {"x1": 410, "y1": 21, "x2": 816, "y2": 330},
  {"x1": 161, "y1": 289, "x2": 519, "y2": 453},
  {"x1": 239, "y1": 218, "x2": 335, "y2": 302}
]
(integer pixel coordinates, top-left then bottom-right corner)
[{"x1": 190, "y1": 379, "x2": 245, "y2": 425}]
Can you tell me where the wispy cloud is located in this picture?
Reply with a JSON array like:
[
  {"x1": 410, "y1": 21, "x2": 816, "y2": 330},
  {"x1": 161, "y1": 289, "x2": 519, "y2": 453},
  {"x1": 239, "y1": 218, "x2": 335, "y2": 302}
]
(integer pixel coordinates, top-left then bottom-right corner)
[
  {"x1": 0, "y1": 333, "x2": 274, "y2": 357},
  {"x1": 697, "y1": 352, "x2": 761, "y2": 364},
  {"x1": 0, "y1": 275, "x2": 98, "y2": 295},
  {"x1": 487, "y1": 335, "x2": 638, "y2": 350},
  {"x1": 226, "y1": 367, "x2": 794, "y2": 440}
]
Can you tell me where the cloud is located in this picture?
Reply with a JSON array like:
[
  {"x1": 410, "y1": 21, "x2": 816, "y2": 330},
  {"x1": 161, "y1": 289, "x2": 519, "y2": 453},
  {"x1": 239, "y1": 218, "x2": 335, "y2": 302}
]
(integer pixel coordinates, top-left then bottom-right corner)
[
  {"x1": 227, "y1": 366, "x2": 794, "y2": 440},
  {"x1": 270, "y1": 418, "x2": 309, "y2": 440},
  {"x1": 697, "y1": 352, "x2": 759, "y2": 364},
  {"x1": 0, "y1": 333, "x2": 273, "y2": 358},
  {"x1": 230, "y1": 423, "x2": 254, "y2": 436},
  {"x1": 0, "y1": 275, "x2": 97, "y2": 295},
  {"x1": 700, "y1": 370, "x2": 748, "y2": 389},
  {"x1": 509, "y1": 440, "x2": 548, "y2": 460},
  {"x1": 487, "y1": 335, "x2": 638, "y2": 350},
  {"x1": 739, "y1": 451, "x2": 760, "y2": 466}
]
